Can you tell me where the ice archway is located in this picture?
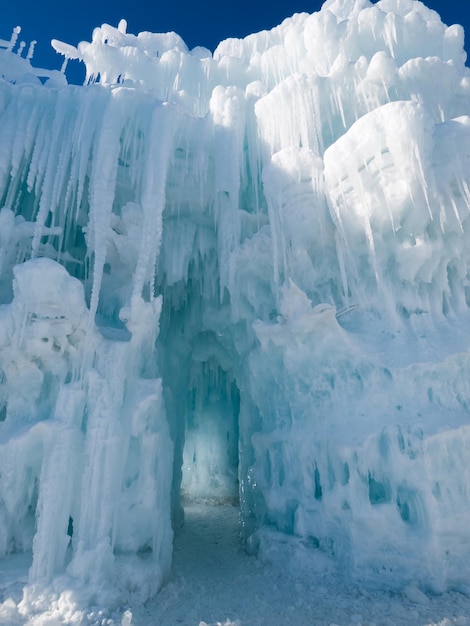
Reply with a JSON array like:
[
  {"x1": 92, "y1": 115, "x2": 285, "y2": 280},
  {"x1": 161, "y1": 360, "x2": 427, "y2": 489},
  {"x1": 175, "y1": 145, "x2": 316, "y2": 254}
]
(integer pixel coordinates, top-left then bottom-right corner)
[{"x1": 1, "y1": 0, "x2": 470, "y2": 612}]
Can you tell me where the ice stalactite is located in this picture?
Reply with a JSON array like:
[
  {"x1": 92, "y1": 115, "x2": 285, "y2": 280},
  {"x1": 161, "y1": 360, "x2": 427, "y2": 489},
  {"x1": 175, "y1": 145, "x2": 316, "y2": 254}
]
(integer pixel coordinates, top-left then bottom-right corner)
[
  {"x1": 132, "y1": 104, "x2": 176, "y2": 301},
  {"x1": 86, "y1": 92, "x2": 123, "y2": 323}
]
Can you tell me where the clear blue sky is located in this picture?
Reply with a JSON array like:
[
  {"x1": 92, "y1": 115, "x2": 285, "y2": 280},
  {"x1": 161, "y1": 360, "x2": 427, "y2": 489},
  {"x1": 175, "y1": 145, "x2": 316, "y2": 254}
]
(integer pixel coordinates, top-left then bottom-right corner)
[{"x1": 2, "y1": 0, "x2": 470, "y2": 84}]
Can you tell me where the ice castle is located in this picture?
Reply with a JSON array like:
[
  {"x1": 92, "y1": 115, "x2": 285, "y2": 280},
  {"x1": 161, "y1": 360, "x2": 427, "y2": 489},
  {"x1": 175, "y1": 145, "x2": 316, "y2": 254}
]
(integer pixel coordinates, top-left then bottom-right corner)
[{"x1": 1, "y1": 0, "x2": 470, "y2": 613}]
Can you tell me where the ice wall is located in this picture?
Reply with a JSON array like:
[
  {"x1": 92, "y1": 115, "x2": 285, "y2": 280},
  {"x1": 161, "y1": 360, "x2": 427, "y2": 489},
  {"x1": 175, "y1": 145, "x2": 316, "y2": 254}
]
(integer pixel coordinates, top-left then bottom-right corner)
[{"x1": 1, "y1": 0, "x2": 470, "y2": 609}]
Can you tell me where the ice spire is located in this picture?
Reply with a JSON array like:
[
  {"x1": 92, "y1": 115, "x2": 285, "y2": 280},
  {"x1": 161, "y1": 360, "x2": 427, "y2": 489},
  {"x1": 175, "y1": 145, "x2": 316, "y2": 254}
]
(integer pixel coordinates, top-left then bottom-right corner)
[{"x1": 7, "y1": 25, "x2": 20, "y2": 52}]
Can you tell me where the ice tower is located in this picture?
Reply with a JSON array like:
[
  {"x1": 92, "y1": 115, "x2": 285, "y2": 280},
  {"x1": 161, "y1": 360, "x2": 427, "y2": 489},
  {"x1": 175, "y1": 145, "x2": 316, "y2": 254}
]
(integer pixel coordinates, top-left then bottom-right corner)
[{"x1": 1, "y1": 0, "x2": 470, "y2": 612}]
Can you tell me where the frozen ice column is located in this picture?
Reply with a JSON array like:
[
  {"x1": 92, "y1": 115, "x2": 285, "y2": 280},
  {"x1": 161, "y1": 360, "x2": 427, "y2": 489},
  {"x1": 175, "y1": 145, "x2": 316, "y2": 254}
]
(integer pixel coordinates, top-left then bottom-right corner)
[{"x1": 0, "y1": 259, "x2": 173, "y2": 601}]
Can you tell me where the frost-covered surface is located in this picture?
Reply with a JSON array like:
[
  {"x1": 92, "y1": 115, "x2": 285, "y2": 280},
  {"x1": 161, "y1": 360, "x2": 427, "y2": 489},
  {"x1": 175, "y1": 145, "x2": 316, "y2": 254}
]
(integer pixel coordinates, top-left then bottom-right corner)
[{"x1": 2, "y1": 0, "x2": 470, "y2": 622}]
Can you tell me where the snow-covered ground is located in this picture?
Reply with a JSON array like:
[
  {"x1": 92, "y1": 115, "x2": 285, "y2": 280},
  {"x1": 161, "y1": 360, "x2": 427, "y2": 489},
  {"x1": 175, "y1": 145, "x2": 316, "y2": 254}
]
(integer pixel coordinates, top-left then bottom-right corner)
[
  {"x1": 135, "y1": 500, "x2": 470, "y2": 626},
  {"x1": 2, "y1": 501, "x2": 470, "y2": 625}
]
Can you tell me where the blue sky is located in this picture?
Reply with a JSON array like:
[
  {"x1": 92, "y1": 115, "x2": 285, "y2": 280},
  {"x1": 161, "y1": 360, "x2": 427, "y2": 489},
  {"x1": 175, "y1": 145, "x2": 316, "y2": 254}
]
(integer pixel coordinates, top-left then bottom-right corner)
[{"x1": 2, "y1": 0, "x2": 470, "y2": 84}]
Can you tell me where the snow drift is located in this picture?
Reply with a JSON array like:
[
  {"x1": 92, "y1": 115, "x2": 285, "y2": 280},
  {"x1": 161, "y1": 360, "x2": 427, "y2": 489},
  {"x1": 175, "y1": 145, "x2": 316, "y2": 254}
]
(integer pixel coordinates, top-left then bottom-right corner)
[{"x1": 1, "y1": 0, "x2": 470, "y2": 617}]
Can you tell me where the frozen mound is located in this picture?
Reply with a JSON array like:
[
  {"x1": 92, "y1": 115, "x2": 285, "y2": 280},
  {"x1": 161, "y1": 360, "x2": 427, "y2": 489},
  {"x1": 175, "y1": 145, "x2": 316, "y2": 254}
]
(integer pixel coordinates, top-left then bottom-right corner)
[{"x1": 1, "y1": 0, "x2": 470, "y2": 620}]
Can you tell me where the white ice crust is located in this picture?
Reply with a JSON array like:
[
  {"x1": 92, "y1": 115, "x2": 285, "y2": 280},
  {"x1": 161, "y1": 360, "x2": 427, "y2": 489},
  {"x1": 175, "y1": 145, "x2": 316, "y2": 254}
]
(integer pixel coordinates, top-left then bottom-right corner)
[{"x1": 1, "y1": 0, "x2": 470, "y2": 619}]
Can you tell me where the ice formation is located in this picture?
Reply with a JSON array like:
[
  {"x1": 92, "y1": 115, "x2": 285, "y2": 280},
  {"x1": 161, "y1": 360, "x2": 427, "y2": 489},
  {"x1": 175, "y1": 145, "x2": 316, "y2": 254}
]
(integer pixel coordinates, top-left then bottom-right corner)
[{"x1": 1, "y1": 0, "x2": 470, "y2": 614}]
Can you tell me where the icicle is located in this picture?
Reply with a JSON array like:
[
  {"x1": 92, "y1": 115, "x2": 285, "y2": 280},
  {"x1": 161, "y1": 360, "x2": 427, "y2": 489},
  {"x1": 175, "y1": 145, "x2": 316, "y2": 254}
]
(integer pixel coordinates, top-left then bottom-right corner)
[
  {"x1": 31, "y1": 91, "x2": 77, "y2": 259},
  {"x1": 7, "y1": 26, "x2": 20, "y2": 52},
  {"x1": 87, "y1": 92, "x2": 123, "y2": 323},
  {"x1": 26, "y1": 40, "x2": 36, "y2": 62},
  {"x1": 210, "y1": 85, "x2": 245, "y2": 299},
  {"x1": 17, "y1": 41, "x2": 25, "y2": 57},
  {"x1": 132, "y1": 104, "x2": 176, "y2": 301}
]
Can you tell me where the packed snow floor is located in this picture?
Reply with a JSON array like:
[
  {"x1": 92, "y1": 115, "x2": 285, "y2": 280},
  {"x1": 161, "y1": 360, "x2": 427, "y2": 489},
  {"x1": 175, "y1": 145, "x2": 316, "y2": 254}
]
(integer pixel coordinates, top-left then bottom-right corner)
[
  {"x1": 1, "y1": 498, "x2": 470, "y2": 625},
  {"x1": 130, "y1": 500, "x2": 470, "y2": 626}
]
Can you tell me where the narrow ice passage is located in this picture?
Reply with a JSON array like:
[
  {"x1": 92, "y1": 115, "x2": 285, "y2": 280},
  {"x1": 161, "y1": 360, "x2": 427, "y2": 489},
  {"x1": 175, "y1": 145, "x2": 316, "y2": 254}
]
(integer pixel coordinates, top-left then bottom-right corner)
[{"x1": 180, "y1": 369, "x2": 240, "y2": 503}]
